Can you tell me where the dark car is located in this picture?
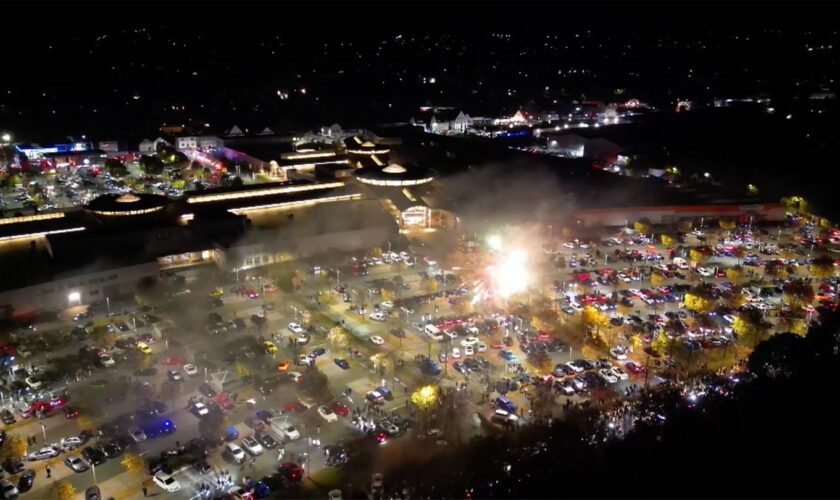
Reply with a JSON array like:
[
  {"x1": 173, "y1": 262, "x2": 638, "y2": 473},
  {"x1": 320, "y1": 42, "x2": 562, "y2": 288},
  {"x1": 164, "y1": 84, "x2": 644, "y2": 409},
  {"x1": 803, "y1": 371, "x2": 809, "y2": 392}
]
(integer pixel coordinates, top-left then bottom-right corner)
[
  {"x1": 18, "y1": 469, "x2": 35, "y2": 492},
  {"x1": 1, "y1": 410, "x2": 15, "y2": 425},
  {"x1": 333, "y1": 358, "x2": 350, "y2": 370},
  {"x1": 2, "y1": 460, "x2": 24, "y2": 475},
  {"x1": 309, "y1": 347, "x2": 326, "y2": 358},
  {"x1": 81, "y1": 446, "x2": 107, "y2": 466},
  {"x1": 102, "y1": 441, "x2": 123, "y2": 458},
  {"x1": 199, "y1": 383, "x2": 217, "y2": 398},
  {"x1": 231, "y1": 318, "x2": 247, "y2": 330},
  {"x1": 257, "y1": 433, "x2": 277, "y2": 449},
  {"x1": 194, "y1": 459, "x2": 212, "y2": 474}
]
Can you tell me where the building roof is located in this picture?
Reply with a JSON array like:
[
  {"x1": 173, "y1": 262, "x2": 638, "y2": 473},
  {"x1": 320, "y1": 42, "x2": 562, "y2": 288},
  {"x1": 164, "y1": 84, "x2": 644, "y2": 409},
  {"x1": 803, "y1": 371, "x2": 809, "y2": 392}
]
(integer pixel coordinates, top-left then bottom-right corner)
[
  {"x1": 86, "y1": 193, "x2": 169, "y2": 214},
  {"x1": 354, "y1": 161, "x2": 434, "y2": 187}
]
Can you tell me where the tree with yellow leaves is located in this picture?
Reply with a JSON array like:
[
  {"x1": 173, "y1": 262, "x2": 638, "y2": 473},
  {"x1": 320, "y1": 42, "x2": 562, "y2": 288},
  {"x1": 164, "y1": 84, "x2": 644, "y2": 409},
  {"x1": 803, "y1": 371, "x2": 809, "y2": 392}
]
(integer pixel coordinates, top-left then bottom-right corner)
[
  {"x1": 788, "y1": 318, "x2": 809, "y2": 336},
  {"x1": 121, "y1": 452, "x2": 148, "y2": 475},
  {"x1": 650, "y1": 332, "x2": 671, "y2": 357},
  {"x1": 660, "y1": 234, "x2": 675, "y2": 247},
  {"x1": 328, "y1": 326, "x2": 350, "y2": 350},
  {"x1": 689, "y1": 248, "x2": 706, "y2": 263},
  {"x1": 529, "y1": 350, "x2": 554, "y2": 375},
  {"x1": 420, "y1": 277, "x2": 438, "y2": 294},
  {"x1": 650, "y1": 272, "x2": 665, "y2": 287},
  {"x1": 634, "y1": 221, "x2": 650, "y2": 234},
  {"x1": 581, "y1": 305, "x2": 610, "y2": 334},
  {"x1": 725, "y1": 266, "x2": 744, "y2": 282},
  {"x1": 678, "y1": 220, "x2": 693, "y2": 232},
  {"x1": 733, "y1": 310, "x2": 771, "y2": 347},
  {"x1": 684, "y1": 285, "x2": 716, "y2": 313},
  {"x1": 0, "y1": 434, "x2": 28, "y2": 463},
  {"x1": 810, "y1": 255, "x2": 836, "y2": 278},
  {"x1": 726, "y1": 288, "x2": 748, "y2": 308},
  {"x1": 531, "y1": 308, "x2": 557, "y2": 333},
  {"x1": 783, "y1": 280, "x2": 815, "y2": 309},
  {"x1": 52, "y1": 481, "x2": 76, "y2": 500},
  {"x1": 765, "y1": 260, "x2": 788, "y2": 277}
]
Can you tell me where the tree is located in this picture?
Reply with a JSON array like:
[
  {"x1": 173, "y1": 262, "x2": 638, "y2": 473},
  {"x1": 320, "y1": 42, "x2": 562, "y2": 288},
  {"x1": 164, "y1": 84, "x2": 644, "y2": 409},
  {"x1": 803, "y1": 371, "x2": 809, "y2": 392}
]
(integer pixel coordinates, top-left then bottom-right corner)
[
  {"x1": 52, "y1": 481, "x2": 76, "y2": 500},
  {"x1": 581, "y1": 305, "x2": 610, "y2": 333},
  {"x1": 660, "y1": 234, "x2": 675, "y2": 247},
  {"x1": 532, "y1": 308, "x2": 557, "y2": 333},
  {"x1": 733, "y1": 310, "x2": 771, "y2": 347},
  {"x1": 783, "y1": 280, "x2": 815, "y2": 309},
  {"x1": 725, "y1": 266, "x2": 744, "y2": 282},
  {"x1": 299, "y1": 366, "x2": 331, "y2": 400},
  {"x1": 650, "y1": 332, "x2": 671, "y2": 356},
  {"x1": 810, "y1": 255, "x2": 836, "y2": 278},
  {"x1": 650, "y1": 272, "x2": 665, "y2": 287},
  {"x1": 765, "y1": 260, "x2": 788, "y2": 277},
  {"x1": 121, "y1": 452, "x2": 148, "y2": 475},
  {"x1": 634, "y1": 221, "x2": 650, "y2": 234},
  {"x1": 629, "y1": 334, "x2": 644, "y2": 353},
  {"x1": 0, "y1": 434, "x2": 27, "y2": 462},
  {"x1": 719, "y1": 219, "x2": 736, "y2": 230},
  {"x1": 689, "y1": 248, "x2": 706, "y2": 262},
  {"x1": 421, "y1": 277, "x2": 438, "y2": 294},
  {"x1": 788, "y1": 318, "x2": 809, "y2": 336},
  {"x1": 328, "y1": 326, "x2": 350, "y2": 350},
  {"x1": 726, "y1": 288, "x2": 748, "y2": 308},
  {"x1": 684, "y1": 286, "x2": 716, "y2": 313},
  {"x1": 104, "y1": 158, "x2": 129, "y2": 177},
  {"x1": 139, "y1": 155, "x2": 165, "y2": 175},
  {"x1": 529, "y1": 350, "x2": 554, "y2": 375},
  {"x1": 677, "y1": 220, "x2": 693, "y2": 232}
]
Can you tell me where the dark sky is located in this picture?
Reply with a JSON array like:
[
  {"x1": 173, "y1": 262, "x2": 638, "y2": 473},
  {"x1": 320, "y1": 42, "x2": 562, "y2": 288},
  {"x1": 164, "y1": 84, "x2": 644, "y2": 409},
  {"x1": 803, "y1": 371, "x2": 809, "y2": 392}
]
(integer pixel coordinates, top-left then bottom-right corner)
[{"x1": 1, "y1": 3, "x2": 835, "y2": 143}]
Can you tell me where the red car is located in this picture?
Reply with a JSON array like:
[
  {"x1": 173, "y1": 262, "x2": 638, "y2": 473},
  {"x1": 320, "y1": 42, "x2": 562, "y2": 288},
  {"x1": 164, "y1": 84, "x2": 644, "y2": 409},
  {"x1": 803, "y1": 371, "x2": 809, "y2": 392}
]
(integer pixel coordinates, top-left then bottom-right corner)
[
  {"x1": 625, "y1": 361, "x2": 645, "y2": 374},
  {"x1": 279, "y1": 462, "x2": 304, "y2": 482},
  {"x1": 215, "y1": 393, "x2": 235, "y2": 410},
  {"x1": 281, "y1": 401, "x2": 304, "y2": 414},
  {"x1": 244, "y1": 288, "x2": 259, "y2": 299},
  {"x1": 29, "y1": 401, "x2": 52, "y2": 414},
  {"x1": 263, "y1": 284, "x2": 278, "y2": 293},
  {"x1": 161, "y1": 356, "x2": 186, "y2": 366},
  {"x1": 330, "y1": 401, "x2": 350, "y2": 416},
  {"x1": 63, "y1": 406, "x2": 79, "y2": 419},
  {"x1": 536, "y1": 331, "x2": 552, "y2": 341}
]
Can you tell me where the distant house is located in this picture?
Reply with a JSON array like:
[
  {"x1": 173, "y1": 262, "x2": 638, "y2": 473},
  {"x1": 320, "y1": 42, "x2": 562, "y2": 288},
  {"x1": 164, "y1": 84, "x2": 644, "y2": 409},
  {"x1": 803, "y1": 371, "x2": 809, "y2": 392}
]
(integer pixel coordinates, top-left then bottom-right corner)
[
  {"x1": 412, "y1": 108, "x2": 472, "y2": 134},
  {"x1": 138, "y1": 137, "x2": 170, "y2": 154},
  {"x1": 175, "y1": 136, "x2": 223, "y2": 151},
  {"x1": 225, "y1": 125, "x2": 245, "y2": 137}
]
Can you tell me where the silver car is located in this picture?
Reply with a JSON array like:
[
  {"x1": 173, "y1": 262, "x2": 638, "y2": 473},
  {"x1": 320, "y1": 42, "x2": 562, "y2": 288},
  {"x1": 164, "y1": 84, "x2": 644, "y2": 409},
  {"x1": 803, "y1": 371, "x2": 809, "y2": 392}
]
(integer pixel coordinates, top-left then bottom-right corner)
[
  {"x1": 129, "y1": 427, "x2": 147, "y2": 442},
  {"x1": 65, "y1": 455, "x2": 89, "y2": 473}
]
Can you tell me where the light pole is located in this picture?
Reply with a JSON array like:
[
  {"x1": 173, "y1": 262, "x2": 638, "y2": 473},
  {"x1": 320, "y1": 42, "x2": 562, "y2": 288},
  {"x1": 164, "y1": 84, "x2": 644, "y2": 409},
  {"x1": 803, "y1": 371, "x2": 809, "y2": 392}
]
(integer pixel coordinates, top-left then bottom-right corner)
[
  {"x1": 106, "y1": 296, "x2": 111, "y2": 316},
  {"x1": 91, "y1": 463, "x2": 97, "y2": 484},
  {"x1": 40, "y1": 423, "x2": 46, "y2": 443}
]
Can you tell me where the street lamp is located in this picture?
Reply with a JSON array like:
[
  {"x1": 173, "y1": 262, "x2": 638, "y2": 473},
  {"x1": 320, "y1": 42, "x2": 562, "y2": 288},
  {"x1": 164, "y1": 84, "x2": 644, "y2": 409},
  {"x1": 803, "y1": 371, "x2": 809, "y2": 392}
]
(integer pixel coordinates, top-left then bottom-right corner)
[{"x1": 106, "y1": 296, "x2": 111, "y2": 316}]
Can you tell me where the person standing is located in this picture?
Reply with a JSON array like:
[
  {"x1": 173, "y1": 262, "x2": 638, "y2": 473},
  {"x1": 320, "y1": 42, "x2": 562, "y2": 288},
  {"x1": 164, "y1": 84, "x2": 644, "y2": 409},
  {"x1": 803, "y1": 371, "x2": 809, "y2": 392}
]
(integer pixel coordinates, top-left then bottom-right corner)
[{"x1": 45, "y1": 466, "x2": 51, "y2": 478}]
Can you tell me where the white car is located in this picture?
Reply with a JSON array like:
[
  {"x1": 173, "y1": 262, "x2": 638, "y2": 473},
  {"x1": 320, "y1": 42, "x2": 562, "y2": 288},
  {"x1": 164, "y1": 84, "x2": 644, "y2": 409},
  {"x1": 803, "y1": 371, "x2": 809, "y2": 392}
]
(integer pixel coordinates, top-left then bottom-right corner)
[
  {"x1": 723, "y1": 314, "x2": 736, "y2": 324},
  {"x1": 697, "y1": 267, "x2": 713, "y2": 277},
  {"x1": 28, "y1": 446, "x2": 59, "y2": 461},
  {"x1": 563, "y1": 242, "x2": 575, "y2": 249},
  {"x1": 241, "y1": 436, "x2": 263, "y2": 456},
  {"x1": 224, "y1": 443, "x2": 247, "y2": 464},
  {"x1": 191, "y1": 402, "x2": 210, "y2": 417},
  {"x1": 460, "y1": 336, "x2": 479, "y2": 347},
  {"x1": 464, "y1": 345, "x2": 474, "y2": 356},
  {"x1": 288, "y1": 371, "x2": 303, "y2": 383},
  {"x1": 609, "y1": 346, "x2": 628, "y2": 360},
  {"x1": 288, "y1": 323, "x2": 306, "y2": 335},
  {"x1": 610, "y1": 367, "x2": 629, "y2": 381},
  {"x1": 153, "y1": 472, "x2": 181, "y2": 493},
  {"x1": 477, "y1": 342, "x2": 487, "y2": 353},
  {"x1": 24, "y1": 377, "x2": 43, "y2": 390},
  {"x1": 61, "y1": 436, "x2": 83, "y2": 450},
  {"x1": 399, "y1": 251, "x2": 410, "y2": 261},
  {"x1": 369, "y1": 312, "x2": 386, "y2": 321},
  {"x1": 598, "y1": 368, "x2": 619, "y2": 384},
  {"x1": 381, "y1": 301, "x2": 394, "y2": 309},
  {"x1": 451, "y1": 347, "x2": 461, "y2": 359},
  {"x1": 282, "y1": 426, "x2": 300, "y2": 440},
  {"x1": 370, "y1": 336, "x2": 385, "y2": 345},
  {"x1": 566, "y1": 362, "x2": 584, "y2": 373},
  {"x1": 317, "y1": 406, "x2": 338, "y2": 423},
  {"x1": 184, "y1": 364, "x2": 199, "y2": 376},
  {"x1": 99, "y1": 354, "x2": 115, "y2": 367}
]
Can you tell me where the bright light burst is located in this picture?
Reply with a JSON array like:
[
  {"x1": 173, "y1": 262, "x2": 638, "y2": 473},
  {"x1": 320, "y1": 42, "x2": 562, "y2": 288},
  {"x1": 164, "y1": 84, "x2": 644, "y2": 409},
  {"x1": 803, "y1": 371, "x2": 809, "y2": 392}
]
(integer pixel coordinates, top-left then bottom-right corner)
[{"x1": 473, "y1": 248, "x2": 530, "y2": 304}]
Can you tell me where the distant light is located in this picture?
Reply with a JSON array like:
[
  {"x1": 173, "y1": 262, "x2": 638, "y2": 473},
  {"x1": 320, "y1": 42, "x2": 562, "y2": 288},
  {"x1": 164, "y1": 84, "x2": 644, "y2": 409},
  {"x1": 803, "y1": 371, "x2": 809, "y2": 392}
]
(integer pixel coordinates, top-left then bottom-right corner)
[
  {"x1": 486, "y1": 234, "x2": 503, "y2": 251},
  {"x1": 68, "y1": 291, "x2": 81, "y2": 303},
  {"x1": 300, "y1": 88, "x2": 307, "y2": 95},
  {"x1": 429, "y1": 77, "x2": 436, "y2": 84},
  {"x1": 1, "y1": 133, "x2": 10, "y2": 142},
  {"x1": 786, "y1": 114, "x2": 793, "y2": 120}
]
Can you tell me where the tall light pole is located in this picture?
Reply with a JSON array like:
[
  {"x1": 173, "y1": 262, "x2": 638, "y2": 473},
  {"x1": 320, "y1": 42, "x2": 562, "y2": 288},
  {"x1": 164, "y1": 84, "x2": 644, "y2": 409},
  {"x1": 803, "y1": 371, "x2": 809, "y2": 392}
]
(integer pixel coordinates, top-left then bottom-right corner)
[
  {"x1": 106, "y1": 296, "x2": 111, "y2": 316},
  {"x1": 40, "y1": 423, "x2": 46, "y2": 443}
]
